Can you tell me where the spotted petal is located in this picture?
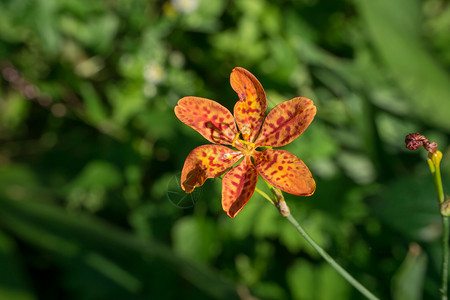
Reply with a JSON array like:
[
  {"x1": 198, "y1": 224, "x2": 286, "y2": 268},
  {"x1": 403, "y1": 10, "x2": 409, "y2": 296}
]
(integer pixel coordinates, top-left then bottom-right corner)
[
  {"x1": 255, "y1": 97, "x2": 316, "y2": 147},
  {"x1": 222, "y1": 156, "x2": 258, "y2": 218},
  {"x1": 175, "y1": 97, "x2": 238, "y2": 145},
  {"x1": 231, "y1": 67, "x2": 267, "y2": 143},
  {"x1": 254, "y1": 149, "x2": 315, "y2": 196},
  {"x1": 181, "y1": 145, "x2": 243, "y2": 193}
]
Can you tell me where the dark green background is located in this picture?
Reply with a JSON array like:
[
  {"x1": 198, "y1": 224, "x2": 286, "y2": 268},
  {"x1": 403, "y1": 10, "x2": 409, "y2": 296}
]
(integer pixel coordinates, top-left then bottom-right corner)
[{"x1": 1, "y1": 0, "x2": 450, "y2": 299}]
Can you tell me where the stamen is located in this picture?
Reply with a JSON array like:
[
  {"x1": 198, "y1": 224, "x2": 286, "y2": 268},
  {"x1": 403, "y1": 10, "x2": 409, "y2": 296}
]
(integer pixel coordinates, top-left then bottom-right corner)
[
  {"x1": 238, "y1": 139, "x2": 256, "y2": 149},
  {"x1": 232, "y1": 132, "x2": 240, "y2": 147}
]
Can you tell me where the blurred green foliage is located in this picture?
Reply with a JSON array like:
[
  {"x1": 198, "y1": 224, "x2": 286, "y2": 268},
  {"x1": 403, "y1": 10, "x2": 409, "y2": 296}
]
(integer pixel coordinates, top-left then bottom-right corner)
[{"x1": 1, "y1": 0, "x2": 450, "y2": 299}]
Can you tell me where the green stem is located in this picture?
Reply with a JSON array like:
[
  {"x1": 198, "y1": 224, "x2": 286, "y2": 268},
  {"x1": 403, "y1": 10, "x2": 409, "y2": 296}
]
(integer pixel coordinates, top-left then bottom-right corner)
[
  {"x1": 285, "y1": 214, "x2": 379, "y2": 300},
  {"x1": 443, "y1": 216, "x2": 449, "y2": 300},
  {"x1": 428, "y1": 158, "x2": 444, "y2": 204},
  {"x1": 428, "y1": 153, "x2": 448, "y2": 300},
  {"x1": 253, "y1": 187, "x2": 379, "y2": 300},
  {"x1": 254, "y1": 187, "x2": 273, "y2": 205}
]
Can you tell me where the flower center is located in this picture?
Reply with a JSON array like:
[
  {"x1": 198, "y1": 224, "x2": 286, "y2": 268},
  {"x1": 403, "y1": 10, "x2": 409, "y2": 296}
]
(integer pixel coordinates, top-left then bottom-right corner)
[{"x1": 232, "y1": 131, "x2": 256, "y2": 155}]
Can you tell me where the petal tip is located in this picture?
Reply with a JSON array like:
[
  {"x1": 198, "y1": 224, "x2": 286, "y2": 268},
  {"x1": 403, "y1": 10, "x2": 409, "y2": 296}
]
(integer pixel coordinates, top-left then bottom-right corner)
[
  {"x1": 181, "y1": 184, "x2": 195, "y2": 193},
  {"x1": 223, "y1": 202, "x2": 244, "y2": 218},
  {"x1": 304, "y1": 182, "x2": 316, "y2": 196},
  {"x1": 232, "y1": 66, "x2": 245, "y2": 73},
  {"x1": 296, "y1": 176, "x2": 316, "y2": 196},
  {"x1": 226, "y1": 210, "x2": 238, "y2": 218}
]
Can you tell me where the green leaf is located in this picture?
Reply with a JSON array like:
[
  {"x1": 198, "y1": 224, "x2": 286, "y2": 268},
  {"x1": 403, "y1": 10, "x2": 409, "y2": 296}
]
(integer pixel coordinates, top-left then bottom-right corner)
[
  {"x1": 80, "y1": 82, "x2": 109, "y2": 124},
  {"x1": 357, "y1": 0, "x2": 450, "y2": 131},
  {"x1": 317, "y1": 263, "x2": 351, "y2": 299},
  {"x1": 59, "y1": 13, "x2": 119, "y2": 54},
  {"x1": 0, "y1": 92, "x2": 30, "y2": 130},
  {"x1": 392, "y1": 243, "x2": 427, "y2": 300},
  {"x1": 65, "y1": 160, "x2": 122, "y2": 211},
  {"x1": 108, "y1": 83, "x2": 146, "y2": 126},
  {"x1": 0, "y1": 230, "x2": 36, "y2": 300},
  {"x1": 286, "y1": 259, "x2": 315, "y2": 300},
  {"x1": 371, "y1": 172, "x2": 444, "y2": 241},
  {"x1": 69, "y1": 160, "x2": 122, "y2": 189},
  {"x1": 172, "y1": 216, "x2": 220, "y2": 263},
  {"x1": 34, "y1": 0, "x2": 61, "y2": 57},
  {"x1": 287, "y1": 259, "x2": 351, "y2": 300},
  {"x1": 0, "y1": 197, "x2": 242, "y2": 300}
]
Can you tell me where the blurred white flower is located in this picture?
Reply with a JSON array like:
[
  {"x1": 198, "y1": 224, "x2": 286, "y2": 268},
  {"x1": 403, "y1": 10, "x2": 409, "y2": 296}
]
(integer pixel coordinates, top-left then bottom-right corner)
[
  {"x1": 171, "y1": 0, "x2": 199, "y2": 14},
  {"x1": 143, "y1": 62, "x2": 165, "y2": 85},
  {"x1": 143, "y1": 83, "x2": 157, "y2": 98}
]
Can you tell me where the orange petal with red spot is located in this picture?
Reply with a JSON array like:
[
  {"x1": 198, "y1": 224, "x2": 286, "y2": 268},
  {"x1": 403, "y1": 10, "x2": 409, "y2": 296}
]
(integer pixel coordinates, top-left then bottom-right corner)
[
  {"x1": 175, "y1": 97, "x2": 238, "y2": 145},
  {"x1": 255, "y1": 97, "x2": 316, "y2": 147},
  {"x1": 222, "y1": 156, "x2": 258, "y2": 218},
  {"x1": 181, "y1": 145, "x2": 243, "y2": 193},
  {"x1": 254, "y1": 149, "x2": 315, "y2": 196},
  {"x1": 231, "y1": 67, "x2": 267, "y2": 142}
]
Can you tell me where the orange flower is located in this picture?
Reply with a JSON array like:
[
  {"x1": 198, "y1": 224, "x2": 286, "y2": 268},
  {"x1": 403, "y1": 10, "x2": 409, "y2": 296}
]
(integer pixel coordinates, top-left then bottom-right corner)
[{"x1": 175, "y1": 67, "x2": 316, "y2": 217}]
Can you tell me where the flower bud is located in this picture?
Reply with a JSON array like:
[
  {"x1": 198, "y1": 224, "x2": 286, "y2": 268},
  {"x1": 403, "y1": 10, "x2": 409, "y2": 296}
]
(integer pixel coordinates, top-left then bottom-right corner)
[
  {"x1": 405, "y1": 133, "x2": 426, "y2": 150},
  {"x1": 424, "y1": 142, "x2": 438, "y2": 153},
  {"x1": 428, "y1": 150, "x2": 443, "y2": 167},
  {"x1": 405, "y1": 133, "x2": 438, "y2": 154}
]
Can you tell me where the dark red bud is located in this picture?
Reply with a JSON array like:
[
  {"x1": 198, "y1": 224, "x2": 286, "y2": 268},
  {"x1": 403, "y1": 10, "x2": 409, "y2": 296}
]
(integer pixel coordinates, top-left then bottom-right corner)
[
  {"x1": 405, "y1": 133, "x2": 438, "y2": 153},
  {"x1": 405, "y1": 133, "x2": 426, "y2": 150},
  {"x1": 424, "y1": 142, "x2": 438, "y2": 153}
]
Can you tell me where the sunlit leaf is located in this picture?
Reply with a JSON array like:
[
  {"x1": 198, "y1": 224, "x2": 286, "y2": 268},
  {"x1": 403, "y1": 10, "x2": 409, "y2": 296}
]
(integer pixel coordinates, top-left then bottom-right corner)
[{"x1": 357, "y1": 0, "x2": 450, "y2": 131}]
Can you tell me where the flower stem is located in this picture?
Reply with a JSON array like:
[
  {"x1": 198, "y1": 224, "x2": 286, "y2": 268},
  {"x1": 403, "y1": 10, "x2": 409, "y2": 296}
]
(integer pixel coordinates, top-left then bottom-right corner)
[
  {"x1": 443, "y1": 216, "x2": 449, "y2": 300},
  {"x1": 253, "y1": 186, "x2": 379, "y2": 299},
  {"x1": 428, "y1": 151, "x2": 448, "y2": 300},
  {"x1": 254, "y1": 187, "x2": 274, "y2": 205},
  {"x1": 285, "y1": 213, "x2": 379, "y2": 300}
]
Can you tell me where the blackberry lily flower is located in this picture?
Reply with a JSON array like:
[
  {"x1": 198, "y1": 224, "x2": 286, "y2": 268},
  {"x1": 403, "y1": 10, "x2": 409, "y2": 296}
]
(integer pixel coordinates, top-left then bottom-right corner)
[{"x1": 175, "y1": 67, "x2": 316, "y2": 217}]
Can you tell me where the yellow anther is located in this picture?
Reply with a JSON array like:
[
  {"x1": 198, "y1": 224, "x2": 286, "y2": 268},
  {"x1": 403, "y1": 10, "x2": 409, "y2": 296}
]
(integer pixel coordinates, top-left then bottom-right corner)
[
  {"x1": 239, "y1": 139, "x2": 256, "y2": 149},
  {"x1": 232, "y1": 132, "x2": 240, "y2": 147}
]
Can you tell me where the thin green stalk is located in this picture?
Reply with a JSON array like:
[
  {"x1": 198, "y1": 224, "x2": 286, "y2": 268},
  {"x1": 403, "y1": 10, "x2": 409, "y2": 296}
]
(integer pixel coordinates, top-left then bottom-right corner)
[
  {"x1": 254, "y1": 187, "x2": 273, "y2": 205},
  {"x1": 285, "y1": 214, "x2": 379, "y2": 300},
  {"x1": 253, "y1": 187, "x2": 379, "y2": 300},
  {"x1": 428, "y1": 152, "x2": 448, "y2": 300},
  {"x1": 443, "y1": 216, "x2": 449, "y2": 300},
  {"x1": 428, "y1": 155, "x2": 444, "y2": 204}
]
